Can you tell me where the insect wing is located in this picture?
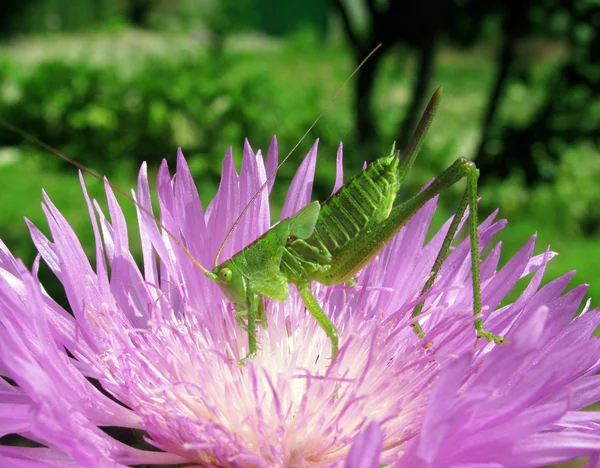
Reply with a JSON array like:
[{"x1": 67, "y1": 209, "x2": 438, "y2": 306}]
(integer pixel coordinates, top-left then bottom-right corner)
[{"x1": 289, "y1": 201, "x2": 320, "y2": 239}]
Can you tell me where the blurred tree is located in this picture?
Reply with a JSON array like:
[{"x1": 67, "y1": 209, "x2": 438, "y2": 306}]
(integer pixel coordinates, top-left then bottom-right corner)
[
  {"x1": 332, "y1": 0, "x2": 598, "y2": 189},
  {"x1": 478, "y1": 0, "x2": 600, "y2": 186},
  {"x1": 0, "y1": 0, "x2": 28, "y2": 37},
  {"x1": 330, "y1": 0, "x2": 492, "y2": 162},
  {"x1": 255, "y1": 0, "x2": 329, "y2": 38},
  {"x1": 204, "y1": 0, "x2": 255, "y2": 57},
  {"x1": 474, "y1": 0, "x2": 530, "y2": 166},
  {"x1": 124, "y1": 0, "x2": 154, "y2": 26},
  {"x1": 0, "y1": 0, "x2": 122, "y2": 35}
]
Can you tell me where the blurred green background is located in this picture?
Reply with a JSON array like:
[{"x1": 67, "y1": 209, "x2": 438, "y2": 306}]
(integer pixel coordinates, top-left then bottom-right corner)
[
  {"x1": 0, "y1": 1, "x2": 599, "y2": 465},
  {"x1": 0, "y1": 0, "x2": 599, "y2": 314}
]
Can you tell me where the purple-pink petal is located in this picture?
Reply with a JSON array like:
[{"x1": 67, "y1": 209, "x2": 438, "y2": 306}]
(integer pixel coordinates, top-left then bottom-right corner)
[
  {"x1": 0, "y1": 137, "x2": 599, "y2": 466},
  {"x1": 345, "y1": 422, "x2": 383, "y2": 468},
  {"x1": 281, "y1": 139, "x2": 318, "y2": 218}
]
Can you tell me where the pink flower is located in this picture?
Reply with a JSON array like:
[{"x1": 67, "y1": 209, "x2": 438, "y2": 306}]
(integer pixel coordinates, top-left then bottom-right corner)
[{"x1": 1, "y1": 138, "x2": 599, "y2": 467}]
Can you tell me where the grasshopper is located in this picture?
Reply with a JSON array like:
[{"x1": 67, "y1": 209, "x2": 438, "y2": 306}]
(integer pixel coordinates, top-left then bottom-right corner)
[
  {"x1": 2, "y1": 80, "x2": 505, "y2": 364},
  {"x1": 193, "y1": 89, "x2": 505, "y2": 361}
]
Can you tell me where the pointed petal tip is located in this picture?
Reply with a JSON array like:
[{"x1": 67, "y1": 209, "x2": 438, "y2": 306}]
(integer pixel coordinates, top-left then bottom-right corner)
[
  {"x1": 243, "y1": 139, "x2": 255, "y2": 157},
  {"x1": 488, "y1": 207, "x2": 501, "y2": 220}
]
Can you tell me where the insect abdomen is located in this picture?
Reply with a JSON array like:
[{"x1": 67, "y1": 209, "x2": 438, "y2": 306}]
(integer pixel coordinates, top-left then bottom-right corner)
[
  {"x1": 282, "y1": 150, "x2": 402, "y2": 286},
  {"x1": 313, "y1": 152, "x2": 401, "y2": 252}
]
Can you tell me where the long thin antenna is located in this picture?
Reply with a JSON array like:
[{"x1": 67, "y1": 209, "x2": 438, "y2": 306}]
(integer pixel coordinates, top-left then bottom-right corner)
[
  {"x1": 213, "y1": 44, "x2": 382, "y2": 267},
  {"x1": 2, "y1": 44, "x2": 381, "y2": 276},
  {"x1": 0, "y1": 119, "x2": 217, "y2": 280}
]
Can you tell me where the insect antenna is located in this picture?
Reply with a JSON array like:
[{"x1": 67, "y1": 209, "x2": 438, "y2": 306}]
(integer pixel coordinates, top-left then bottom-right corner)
[
  {"x1": 0, "y1": 119, "x2": 218, "y2": 280},
  {"x1": 1, "y1": 45, "x2": 382, "y2": 278},
  {"x1": 212, "y1": 44, "x2": 383, "y2": 267}
]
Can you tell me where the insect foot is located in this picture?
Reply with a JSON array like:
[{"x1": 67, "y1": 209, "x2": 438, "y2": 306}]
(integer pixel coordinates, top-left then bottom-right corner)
[
  {"x1": 237, "y1": 352, "x2": 257, "y2": 367},
  {"x1": 475, "y1": 319, "x2": 508, "y2": 345}
]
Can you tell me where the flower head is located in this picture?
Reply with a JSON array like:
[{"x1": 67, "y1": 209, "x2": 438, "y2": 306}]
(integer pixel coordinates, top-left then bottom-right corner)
[{"x1": 1, "y1": 138, "x2": 600, "y2": 467}]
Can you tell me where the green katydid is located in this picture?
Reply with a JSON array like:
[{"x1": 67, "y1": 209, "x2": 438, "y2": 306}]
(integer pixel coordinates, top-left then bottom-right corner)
[
  {"x1": 0, "y1": 57, "x2": 505, "y2": 364},
  {"x1": 199, "y1": 89, "x2": 505, "y2": 362}
]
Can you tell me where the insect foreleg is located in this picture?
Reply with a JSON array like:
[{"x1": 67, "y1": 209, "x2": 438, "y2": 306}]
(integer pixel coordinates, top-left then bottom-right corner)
[
  {"x1": 240, "y1": 293, "x2": 259, "y2": 363},
  {"x1": 409, "y1": 159, "x2": 505, "y2": 345},
  {"x1": 297, "y1": 283, "x2": 339, "y2": 358},
  {"x1": 235, "y1": 310, "x2": 249, "y2": 330},
  {"x1": 257, "y1": 297, "x2": 267, "y2": 329}
]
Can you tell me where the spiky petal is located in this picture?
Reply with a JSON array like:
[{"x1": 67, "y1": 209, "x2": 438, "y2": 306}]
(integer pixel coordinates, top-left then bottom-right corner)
[{"x1": 0, "y1": 139, "x2": 599, "y2": 467}]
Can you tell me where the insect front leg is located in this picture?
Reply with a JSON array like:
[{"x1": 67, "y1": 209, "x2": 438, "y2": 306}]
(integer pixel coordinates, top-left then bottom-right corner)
[
  {"x1": 239, "y1": 293, "x2": 260, "y2": 364},
  {"x1": 234, "y1": 309, "x2": 249, "y2": 330},
  {"x1": 257, "y1": 297, "x2": 267, "y2": 329},
  {"x1": 235, "y1": 303, "x2": 267, "y2": 330},
  {"x1": 410, "y1": 159, "x2": 506, "y2": 345},
  {"x1": 297, "y1": 282, "x2": 339, "y2": 358}
]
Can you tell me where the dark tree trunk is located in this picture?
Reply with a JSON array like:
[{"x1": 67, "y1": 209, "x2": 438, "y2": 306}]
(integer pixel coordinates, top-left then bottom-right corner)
[
  {"x1": 354, "y1": 49, "x2": 385, "y2": 164},
  {"x1": 0, "y1": 0, "x2": 28, "y2": 37},
  {"x1": 127, "y1": 0, "x2": 153, "y2": 27},
  {"x1": 474, "y1": 0, "x2": 529, "y2": 182},
  {"x1": 398, "y1": 34, "x2": 438, "y2": 149},
  {"x1": 474, "y1": 22, "x2": 517, "y2": 166}
]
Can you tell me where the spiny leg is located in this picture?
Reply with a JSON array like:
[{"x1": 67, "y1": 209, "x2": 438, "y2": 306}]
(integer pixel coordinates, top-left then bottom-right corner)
[
  {"x1": 235, "y1": 302, "x2": 267, "y2": 330},
  {"x1": 257, "y1": 297, "x2": 268, "y2": 329},
  {"x1": 239, "y1": 294, "x2": 259, "y2": 364},
  {"x1": 465, "y1": 165, "x2": 505, "y2": 344},
  {"x1": 297, "y1": 283, "x2": 339, "y2": 358},
  {"x1": 409, "y1": 159, "x2": 505, "y2": 344},
  {"x1": 411, "y1": 185, "x2": 471, "y2": 338}
]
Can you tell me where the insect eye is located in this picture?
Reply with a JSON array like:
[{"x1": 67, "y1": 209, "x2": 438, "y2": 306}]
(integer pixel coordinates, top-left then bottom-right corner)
[{"x1": 219, "y1": 268, "x2": 233, "y2": 282}]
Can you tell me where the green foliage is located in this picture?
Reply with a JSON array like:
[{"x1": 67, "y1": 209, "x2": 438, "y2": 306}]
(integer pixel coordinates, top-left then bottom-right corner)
[
  {"x1": 478, "y1": 0, "x2": 600, "y2": 185},
  {"x1": 0, "y1": 0, "x2": 123, "y2": 36},
  {"x1": 479, "y1": 143, "x2": 600, "y2": 302},
  {"x1": 0, "y1": 44, "x2": 354, "y2": 268},
  {"x1": 481, "y1": 144, "x2": 600, "y2": 237},
  {"x1": 0, "y1": 52, "x2": 344, "y2": 188}
]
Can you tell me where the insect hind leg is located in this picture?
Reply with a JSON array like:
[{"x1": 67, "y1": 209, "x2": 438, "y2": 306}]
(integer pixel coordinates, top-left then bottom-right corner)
[{"x1": 411, "y1": 158, "x2": 506, "y2": 346}]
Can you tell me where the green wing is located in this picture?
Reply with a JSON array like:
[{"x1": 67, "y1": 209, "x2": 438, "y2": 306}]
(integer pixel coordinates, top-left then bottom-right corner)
[{"x1": 289, "y1": 201, "x2": 320, "y2": 239}]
